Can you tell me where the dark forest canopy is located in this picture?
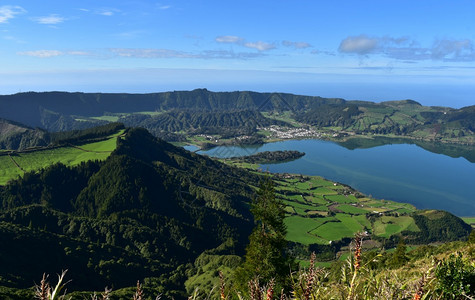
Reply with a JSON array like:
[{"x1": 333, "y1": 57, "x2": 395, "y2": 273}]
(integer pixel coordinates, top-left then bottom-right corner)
[{"x1": 229, "y1": 150, "x2": 305, "y2": 164}]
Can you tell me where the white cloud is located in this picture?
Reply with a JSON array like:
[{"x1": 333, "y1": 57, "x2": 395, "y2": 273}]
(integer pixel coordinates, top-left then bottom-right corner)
[
  {"x1": 338, "y1": 34, "x2": 475, "y2": 62},
  {"x1": 110, "y1": 48, "x2": 195, "y2": 58},
  {"x1": 113, "y1": 30, "x2": 145, "y2": 39},
  {"x1": 282, "y1": 40, "x2": 312, "y2": 49},
  {"x1": 244, "y1": 41, "x2": 276, "y2": 51},
  {"x1": 0, "y1": 5, "x2": 26, "y2": 23},
  {"x1": 99, "y1": 11, "x2": 114, "y2": 16},
  {"x1": 216, "y1": 35, "x2": 275, "y2": 51},
  {"x1": 339, "y1": 35, "x2": 378, "y2": 54},
  {"x1": 67, "y1": 51, "x2": 91, "y2": 56},
  {"x1": 33, "y1": 14, "x2": 65, "y2": 25},
  {"x1": 18, "y1": 50, "x2": 63, "y2": 58},
  {"x1": 109, "y1": 48, "x2": 265, "y2": 60},
  {"x1": 199, "y1": 50, "x2": 264, "y2": 59},
  {"x1": 431, "y1": 39, "x2": 475, "y2": 61},
  {"x1": 3, "y1": 35, "x2": 25, "y2": 43},
  {"x1": 158, "y1": 5, "x2": 171, "y2": 10},
  {"x1": 17, "y1": 50, "x2": 94, "y2": 58},
  {"x1": 95, "y1": 8, "x2": 120, "y2": 16},
  {"x1": 215, "y1": 35, "x2": 244, "y2": 44},
  {"x1": 311, "y1": 49, "x2": 336, "y2": 56}
]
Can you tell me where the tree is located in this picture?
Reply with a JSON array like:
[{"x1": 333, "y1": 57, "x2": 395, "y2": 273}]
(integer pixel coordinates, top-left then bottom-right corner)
[
  {"x1": 234, "y1": 176, "x2": 294, "y2": 293},
  {"x1": 388, "y1": 238, "x2": 408, "y2": 268}
]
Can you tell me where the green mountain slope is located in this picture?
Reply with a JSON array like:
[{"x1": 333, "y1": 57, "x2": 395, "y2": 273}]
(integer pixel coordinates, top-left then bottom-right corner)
[{"x1": 0, "y1": 128, "x2": 257, "y2": 297}]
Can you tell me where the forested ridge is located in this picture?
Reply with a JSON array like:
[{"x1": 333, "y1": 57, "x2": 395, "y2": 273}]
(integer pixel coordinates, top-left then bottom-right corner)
[
  {"x1": 0, "y1": 127, "x2": 259, "y2": 298},
  {"x1": 1, "y1": 89, "x2": 474, "y2": 149}
]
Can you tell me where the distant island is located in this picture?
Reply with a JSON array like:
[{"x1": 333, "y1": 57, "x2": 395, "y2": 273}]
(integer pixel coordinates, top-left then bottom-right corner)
[{"x1": 229, "y1": 150, "x2": 305, "y2": 164}]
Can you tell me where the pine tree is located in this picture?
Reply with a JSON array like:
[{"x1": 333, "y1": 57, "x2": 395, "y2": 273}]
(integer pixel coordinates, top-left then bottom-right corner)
[{"x1": 234, "y1": 176, "x2": 294, "y2": 293}]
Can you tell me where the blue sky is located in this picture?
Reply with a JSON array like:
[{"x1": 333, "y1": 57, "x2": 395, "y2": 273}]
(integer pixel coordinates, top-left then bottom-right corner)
[{"x1": 1, "y1": 1, "x2": 475, "y2": 107}]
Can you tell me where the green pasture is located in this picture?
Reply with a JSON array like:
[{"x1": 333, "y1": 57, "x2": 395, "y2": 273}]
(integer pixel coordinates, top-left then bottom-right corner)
[
  {"x1": 325, "y1": 194, "x2": 355, "y2": 204},
  {"x1": 0, "y1": 156, "x2": 23, "y2": 185},
  {"x1": 90, "y1": 115, "x2": 119, "y2": 122},
  {"x1": 313, "y1": 187, "x2": 338, "y2": 195},
  {"x1": 373, "y1": 216, "x2": 419, "y2": 238},
  {"x1": 354, "y1": 214, "x2": 372, "y2": 229},
  {"x1": 335, "y1": 214, "x2": 365, "y2": 232},
  {"x1": 228, "y1": 166, "x2": 424, "y2": 246},
  {"x1": 306, "y1": 195, "x2": 328, "y2": 205},
  {"x1": 0, "y1": 132, "x2": 121, "y2": 186},
  {"x1": 462, "y1": 217, "x2": 475, "y2": 227},
  {"x1": 285, "y1": 216, "x2": 330, "y2": 245},
  {"x1": 337, "y1": 204, "x2": 368, "y2": 215},
  {"x1": 309, "y1": 177, "x2": 334, "y2": 187},
  {"x1": 310, "y1": 221, "x2": 355, "y2": 242}
]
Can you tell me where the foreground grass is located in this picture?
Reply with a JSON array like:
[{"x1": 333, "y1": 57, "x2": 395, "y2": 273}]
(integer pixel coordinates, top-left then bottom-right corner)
[{"x1": 9, "y1": 234, "x2": 473, "y2": 300}]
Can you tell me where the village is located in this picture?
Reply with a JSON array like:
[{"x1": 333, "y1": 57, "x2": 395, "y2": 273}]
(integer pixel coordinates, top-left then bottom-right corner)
[{"x1": 258, "y1": 125, "x2": 325, "y2": 139}]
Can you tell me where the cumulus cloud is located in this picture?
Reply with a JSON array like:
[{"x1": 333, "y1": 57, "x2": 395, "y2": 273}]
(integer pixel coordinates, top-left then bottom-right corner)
[
  {"x1": 215, "y1": 35, "x2": 244, "y2": 44},
  {"x1": 0, "y1": 5, "x2": 26, "y2": 23},
  {"x1": 282, "y1": 40, "x2": 311, "y2": 49},
  {"x1": 244, "y1": 41, "x2": 275, "y2": 51},
  {"x1": 33, "y1": 14, "x2": 65, "y2": 24}
]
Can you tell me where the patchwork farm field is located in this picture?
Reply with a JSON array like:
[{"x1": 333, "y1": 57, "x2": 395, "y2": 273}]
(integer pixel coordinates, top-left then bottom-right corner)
[
  {"x1": 0, "y1": 130, "x2": 123, "y2": 185},
  {"x1": 272, "y1": 174, "x2": 421, "y2": 245}
]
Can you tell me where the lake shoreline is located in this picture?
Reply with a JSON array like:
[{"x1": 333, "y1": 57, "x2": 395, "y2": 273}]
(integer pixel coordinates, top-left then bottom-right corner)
[{"x1": 194, "y1": 138, "x2": 475, "y2": 217}]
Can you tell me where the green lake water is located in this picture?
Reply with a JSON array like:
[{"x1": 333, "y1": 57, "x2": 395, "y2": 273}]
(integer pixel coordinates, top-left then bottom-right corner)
[{"x1": 195, "y1": 139, "x2": 475, "y2": 217}]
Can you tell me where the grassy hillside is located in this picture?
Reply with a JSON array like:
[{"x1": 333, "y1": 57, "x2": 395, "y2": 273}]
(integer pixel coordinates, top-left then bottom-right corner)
[{"x1": 0, "y1": 129, "x2": 124, "y2": 186}]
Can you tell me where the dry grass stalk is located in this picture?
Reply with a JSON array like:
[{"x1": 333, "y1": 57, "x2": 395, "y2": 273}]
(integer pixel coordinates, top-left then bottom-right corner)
[
  {"x1": 279, "y1": 288, "x2": 285, "y2": 300},
  {"x1": 412, "y1": 274, "x2": 426, "y2": 300},
  {"x1": 266, "y1": 278, "x2": 275, "y2": 300},
  {"x1": 35, "y1": 273, "x2": 51, "y2": 300},
  {"x1": 347, "y1": 232, "x2": 366, "y2": 300},
  {"x1": 353, "y1": 234, "x2": 363, "y2": 271},
  {"x1": 90, "y1": 287, "x2": 111, "y2": 300},
  {"x1": 133, "y1": 280, "x2": 144, "y2": 300},
  {"x1": 303, "y1": 252, "x2": 316, "y2": 300},
  {"x1": 219, "y1": 271, "x2": 226, "y2": 300},
  {"x1": 35, "y1": 270, "x2": 70, "y2": 300},
  {"x1": 102, "y1": 287, "x2": 112, "y2": 300},
  {"x1": 248, "y1": 278, "x2": 262, "y2": 300}
]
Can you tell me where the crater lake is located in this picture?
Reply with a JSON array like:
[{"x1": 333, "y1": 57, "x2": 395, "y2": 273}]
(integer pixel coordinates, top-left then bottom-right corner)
[{"x1": 196, "y1": 139, "x2": 475, "y2": 217}]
